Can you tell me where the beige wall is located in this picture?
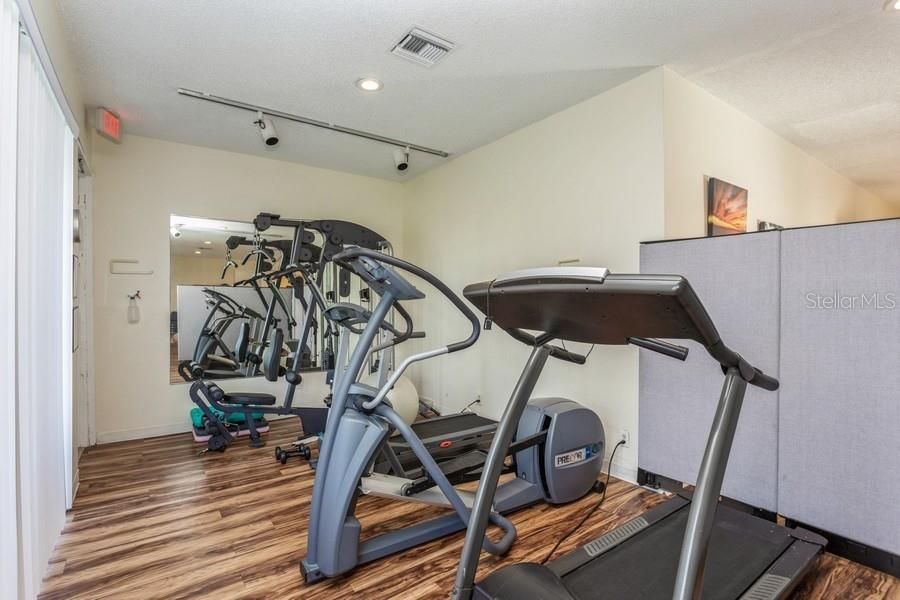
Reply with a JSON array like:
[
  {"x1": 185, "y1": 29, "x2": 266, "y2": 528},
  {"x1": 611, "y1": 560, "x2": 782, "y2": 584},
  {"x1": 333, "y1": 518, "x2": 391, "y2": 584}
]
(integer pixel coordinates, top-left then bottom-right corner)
[
  {"x1": 91, "y1": 133, "x2": 405, "y2": 442},
  {"x1": 662, "y1": 69, "x2": 898, "y2": 239},
  {"x1": 402, "y1": 70, "x2": 667, "y2": 478}
]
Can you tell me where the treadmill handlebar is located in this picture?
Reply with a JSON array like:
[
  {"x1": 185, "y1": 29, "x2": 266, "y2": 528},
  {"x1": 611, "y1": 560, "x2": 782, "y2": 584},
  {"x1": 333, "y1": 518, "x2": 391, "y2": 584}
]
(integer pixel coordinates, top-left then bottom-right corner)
[
  {"x1": 740, "y1": 364, "x2": 779, "y2": 391},
  {"x1": 631, "y1": 336, "x2": 777, "y2": 390},
  {"x1": 333, "y1": 247, "x2": 480, "y2": 355},
  {"x1": 708, "y1": 340, "x2": 779, "y2": 391},
  {"x1": 627, "y1": 337, "x2": 690, "y2": 361}
]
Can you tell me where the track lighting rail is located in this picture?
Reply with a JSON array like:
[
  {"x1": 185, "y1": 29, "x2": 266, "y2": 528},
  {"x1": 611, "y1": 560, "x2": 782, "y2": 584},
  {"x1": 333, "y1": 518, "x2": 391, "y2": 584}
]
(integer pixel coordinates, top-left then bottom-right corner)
[{"x1": 177, "y1": 88, "x2": 450, "y2": 158}]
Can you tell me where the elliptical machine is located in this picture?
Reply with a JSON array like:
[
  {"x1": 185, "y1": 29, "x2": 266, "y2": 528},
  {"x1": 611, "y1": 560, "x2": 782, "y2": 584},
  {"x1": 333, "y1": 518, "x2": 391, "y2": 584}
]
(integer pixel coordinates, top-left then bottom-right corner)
[{"x1": 301, "y1": 248, "x2": 605, "y2": 583}]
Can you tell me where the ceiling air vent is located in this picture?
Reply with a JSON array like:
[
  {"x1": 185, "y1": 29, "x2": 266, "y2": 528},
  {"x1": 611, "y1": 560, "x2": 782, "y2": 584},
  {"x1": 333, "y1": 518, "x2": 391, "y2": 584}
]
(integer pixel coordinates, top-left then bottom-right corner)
[{"x1": 391, "y1": 27, "x2": 455, "y2": 67}]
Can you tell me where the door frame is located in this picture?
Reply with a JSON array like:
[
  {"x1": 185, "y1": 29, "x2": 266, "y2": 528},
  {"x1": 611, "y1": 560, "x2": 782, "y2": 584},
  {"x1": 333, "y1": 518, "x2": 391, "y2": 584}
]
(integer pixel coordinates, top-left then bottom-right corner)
[{"x1": 74, "y1": 170, "x2": 96, "y2": 453}]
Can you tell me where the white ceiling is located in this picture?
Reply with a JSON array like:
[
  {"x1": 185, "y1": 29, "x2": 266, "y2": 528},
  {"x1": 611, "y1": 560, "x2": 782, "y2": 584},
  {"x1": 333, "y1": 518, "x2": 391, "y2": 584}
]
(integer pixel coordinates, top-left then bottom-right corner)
[{"x1": 59, "y1": 1, "x2": 898, "y2": 201}]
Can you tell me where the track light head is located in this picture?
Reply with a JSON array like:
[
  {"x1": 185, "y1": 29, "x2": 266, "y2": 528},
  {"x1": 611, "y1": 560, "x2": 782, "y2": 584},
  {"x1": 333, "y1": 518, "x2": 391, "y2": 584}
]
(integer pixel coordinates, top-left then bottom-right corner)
[
  {"x1": 393, "y1": 146, "x2": 410, "y2": 172},
  {"x1": 254, "y1": 111, "x2": 279, "y2": 148}
]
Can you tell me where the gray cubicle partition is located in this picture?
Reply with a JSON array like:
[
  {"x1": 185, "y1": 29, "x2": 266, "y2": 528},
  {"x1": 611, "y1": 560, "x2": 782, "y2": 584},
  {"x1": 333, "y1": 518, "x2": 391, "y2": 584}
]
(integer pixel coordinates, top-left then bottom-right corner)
[
  {"x1": 778, "y1": 220, "x2": 900, "y2": 558},
  {"x1": 640, "y1": 217, "x2": 900, "y2": 573},
  {"x1": 639, "y1": 232, "x2": 781, "y2": 511}
]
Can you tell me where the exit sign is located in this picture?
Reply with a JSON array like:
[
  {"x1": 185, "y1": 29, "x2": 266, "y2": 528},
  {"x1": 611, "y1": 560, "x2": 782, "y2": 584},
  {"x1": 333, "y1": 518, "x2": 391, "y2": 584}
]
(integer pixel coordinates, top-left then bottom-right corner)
[{"x1": 96, "y1": 107, "x2": 121, "y2": 143}]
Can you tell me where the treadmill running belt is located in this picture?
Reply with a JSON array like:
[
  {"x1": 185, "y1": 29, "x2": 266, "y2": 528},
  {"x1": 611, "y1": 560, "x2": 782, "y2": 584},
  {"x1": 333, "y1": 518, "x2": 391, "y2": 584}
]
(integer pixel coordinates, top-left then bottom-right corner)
[
  {"x1": 409, "y1": 413, "x2": 495, "y2": 439},
  {"x1": 563, "y1": 505, "x2": 792, "y2": 599}
]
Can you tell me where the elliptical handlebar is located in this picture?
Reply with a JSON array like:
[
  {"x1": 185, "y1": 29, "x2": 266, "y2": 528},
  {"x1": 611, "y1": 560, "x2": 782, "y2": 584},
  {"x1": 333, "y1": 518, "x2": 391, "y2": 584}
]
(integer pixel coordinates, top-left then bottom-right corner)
[
  {"x1": 202, "y1": 288, "x2": 242, "y2": 313},
  {"x1": 332, "y1": 247, "x2": 481, "y2": 355},
  {"x1": 388, "y1": 301, "x2": 415, "y2": 345},
  {"x1": 330, "y1": 247, "x2": 481, "y2": 412}
]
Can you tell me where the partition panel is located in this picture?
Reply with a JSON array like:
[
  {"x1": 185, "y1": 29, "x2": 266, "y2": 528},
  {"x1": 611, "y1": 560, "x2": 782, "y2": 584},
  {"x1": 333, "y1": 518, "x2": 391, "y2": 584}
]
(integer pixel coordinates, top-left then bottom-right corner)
[
  {"x1": 778, "y1": 220, "x2": 900, "y2": 555},
  {"x1": 640, "y1": 232, "x2": 780, "y2": 510}
]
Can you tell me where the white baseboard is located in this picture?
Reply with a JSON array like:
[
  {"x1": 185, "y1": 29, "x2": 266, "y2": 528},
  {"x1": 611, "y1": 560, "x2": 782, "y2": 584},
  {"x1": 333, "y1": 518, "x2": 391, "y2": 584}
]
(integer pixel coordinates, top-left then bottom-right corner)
[
  {"x1": 97, "y1": 422, "x2": 192, "y2": 444},
  {"x1": 71, "y1": 468, "x2": 80, "y2": 507},
  {"x1": 606, "y1": 459, "x2": 638, "y2": 484},
  {"x1": 96, "y1": 413, "x2": 302, "y2": 445}
]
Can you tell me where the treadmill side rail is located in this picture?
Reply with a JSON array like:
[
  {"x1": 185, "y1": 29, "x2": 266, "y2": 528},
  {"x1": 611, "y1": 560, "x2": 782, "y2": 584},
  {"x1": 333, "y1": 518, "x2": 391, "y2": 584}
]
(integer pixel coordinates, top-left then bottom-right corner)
[{"x1": 738, "y1": 540, "x2": 825, "y2": 600}]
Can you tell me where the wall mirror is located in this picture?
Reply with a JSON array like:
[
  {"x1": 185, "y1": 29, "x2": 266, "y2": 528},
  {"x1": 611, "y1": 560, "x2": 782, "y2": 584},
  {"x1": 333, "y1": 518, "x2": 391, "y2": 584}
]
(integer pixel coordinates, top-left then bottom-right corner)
[
  {"x1": 169, "y1": 214, "x2": 394, "y2": 386},
  {"x1": 169, "y1": 214, "x2": 320, "y2": 384}
]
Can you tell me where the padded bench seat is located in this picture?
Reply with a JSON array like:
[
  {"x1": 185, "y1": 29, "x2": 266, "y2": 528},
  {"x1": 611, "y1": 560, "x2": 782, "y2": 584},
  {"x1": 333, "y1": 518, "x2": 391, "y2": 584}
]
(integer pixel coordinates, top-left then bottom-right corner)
[
  {"x1": 224, "y1": 392, "x2": 277, "y2": 406},
  {"x1": 205, "y1": 383, "x2": 277, "y2": 406}
]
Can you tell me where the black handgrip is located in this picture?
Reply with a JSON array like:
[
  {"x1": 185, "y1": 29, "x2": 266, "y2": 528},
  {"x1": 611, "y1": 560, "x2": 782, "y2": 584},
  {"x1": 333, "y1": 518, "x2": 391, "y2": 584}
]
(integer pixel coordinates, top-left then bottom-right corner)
[
  {"x1": 240, "y1": 248, "x2": 274, "y2": 266},
  {"x1": 627, "y1": 337, "x2": 690, "y2": 361},
  {"x1": 410, "y1": 331, "x2": 426, "y2": 339},
  {"x1": 506, "y1": 328, "x2": 586, "y2": 364},
  {"x1": 333, "y1": 247, "x2": 480, "y2": 355},
  {"x1": 708, "y1": 341, "x2": 779, "y2": 391},
  {"x1": 745, "y1": 366, "x2": 779, "y2": 391},
  {"x1": 549, "y1": 345, "x2": 587, "y2": 364},
  {"x1": 391, "y1": 301, "x2": 415, "y2": 344}
]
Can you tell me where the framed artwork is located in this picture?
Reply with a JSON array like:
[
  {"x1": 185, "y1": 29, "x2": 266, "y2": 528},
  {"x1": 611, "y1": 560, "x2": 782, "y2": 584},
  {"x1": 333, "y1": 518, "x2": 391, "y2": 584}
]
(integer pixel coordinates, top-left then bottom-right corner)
[{"x1": 706, "y1": 177, "x2": 748, "y2": 236}]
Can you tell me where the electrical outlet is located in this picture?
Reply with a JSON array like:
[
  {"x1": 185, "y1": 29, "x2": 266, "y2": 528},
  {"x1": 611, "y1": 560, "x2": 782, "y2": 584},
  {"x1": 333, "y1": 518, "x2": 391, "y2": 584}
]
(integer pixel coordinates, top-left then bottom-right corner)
[{"x1": 619, "y1": 429, "x2": 631, "y2": 447}]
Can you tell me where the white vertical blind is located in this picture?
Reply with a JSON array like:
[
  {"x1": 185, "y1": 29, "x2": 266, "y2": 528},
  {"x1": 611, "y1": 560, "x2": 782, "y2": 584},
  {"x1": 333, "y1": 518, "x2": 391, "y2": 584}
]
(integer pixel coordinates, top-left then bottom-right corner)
[
  {"x1": 16, "y1": 23, "x2": 74, "y2": 598},
  {"x1": 0, "y1": 0, "x2": 19, "y2": 597},
  {"x1": 13, "y1": 0, "x2": 78, "y2": 137}
]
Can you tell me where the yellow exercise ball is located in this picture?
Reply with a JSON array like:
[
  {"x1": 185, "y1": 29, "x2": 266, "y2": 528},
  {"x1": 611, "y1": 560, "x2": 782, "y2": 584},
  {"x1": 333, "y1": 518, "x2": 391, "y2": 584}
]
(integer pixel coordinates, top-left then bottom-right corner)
[{"x1": 362, "y1": 374, "x2": 420, "y2": 425}]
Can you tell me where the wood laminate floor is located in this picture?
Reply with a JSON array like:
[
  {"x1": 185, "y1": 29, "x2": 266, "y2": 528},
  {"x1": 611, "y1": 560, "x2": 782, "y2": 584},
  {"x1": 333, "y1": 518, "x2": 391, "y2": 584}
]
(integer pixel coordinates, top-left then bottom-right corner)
[{"x1": 41, "y1": 419, "x2": 900, "y2": 599}]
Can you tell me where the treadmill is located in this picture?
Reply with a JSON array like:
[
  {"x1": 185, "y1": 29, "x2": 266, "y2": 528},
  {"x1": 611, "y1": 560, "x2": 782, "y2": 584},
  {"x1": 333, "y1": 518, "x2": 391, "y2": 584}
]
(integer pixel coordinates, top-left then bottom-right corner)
[
  {"x1": 451, "y1": 267, "x2": 826, "y2": 600},
  {"x1": 381, "y1": 411, "x2": 497, "y2": 472}
]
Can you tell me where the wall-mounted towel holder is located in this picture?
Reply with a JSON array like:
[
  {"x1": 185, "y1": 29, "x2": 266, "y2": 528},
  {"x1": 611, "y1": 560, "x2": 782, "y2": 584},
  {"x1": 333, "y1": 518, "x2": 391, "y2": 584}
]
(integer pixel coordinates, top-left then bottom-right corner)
[{"x1": 109, "y1": 259, "x2": 153, "y2": 275}]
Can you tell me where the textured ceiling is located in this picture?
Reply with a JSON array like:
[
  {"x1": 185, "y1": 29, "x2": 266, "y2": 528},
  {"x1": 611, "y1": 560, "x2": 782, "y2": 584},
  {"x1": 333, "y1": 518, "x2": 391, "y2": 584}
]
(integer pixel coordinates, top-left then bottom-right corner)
[
  {"x1": 678, "y1": 6, "x2": 900, "y2": 203},
  {"x1": 59, "y1": 0, "x2": 898, "y2": 200}
]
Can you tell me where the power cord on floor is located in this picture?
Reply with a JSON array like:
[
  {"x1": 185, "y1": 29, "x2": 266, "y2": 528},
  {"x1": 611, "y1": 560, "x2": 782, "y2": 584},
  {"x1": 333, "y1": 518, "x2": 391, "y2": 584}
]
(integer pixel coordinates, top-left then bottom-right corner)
[{"x1": 540, "y1": 439, "x2": 626, "y2": 565}]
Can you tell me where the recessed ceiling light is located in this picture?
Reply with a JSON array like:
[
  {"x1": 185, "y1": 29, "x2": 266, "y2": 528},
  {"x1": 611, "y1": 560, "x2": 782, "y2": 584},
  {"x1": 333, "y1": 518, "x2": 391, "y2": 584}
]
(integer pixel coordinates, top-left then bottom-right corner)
[
  {"x1": 885, "y1": 0, "x2": 900, "y2": 9},
  {"x1": 203, "y1": 240, "x2": 212, "y2": 244},
  {"x1": 194, "y1": 250, "x2": 202, "y2": 255},
  {"x1": 894, "y1": 0, "x2": 900, "y2": 10},
  {"x1": 356, "y1": 78, "x2": 383, "y2": 92}
]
